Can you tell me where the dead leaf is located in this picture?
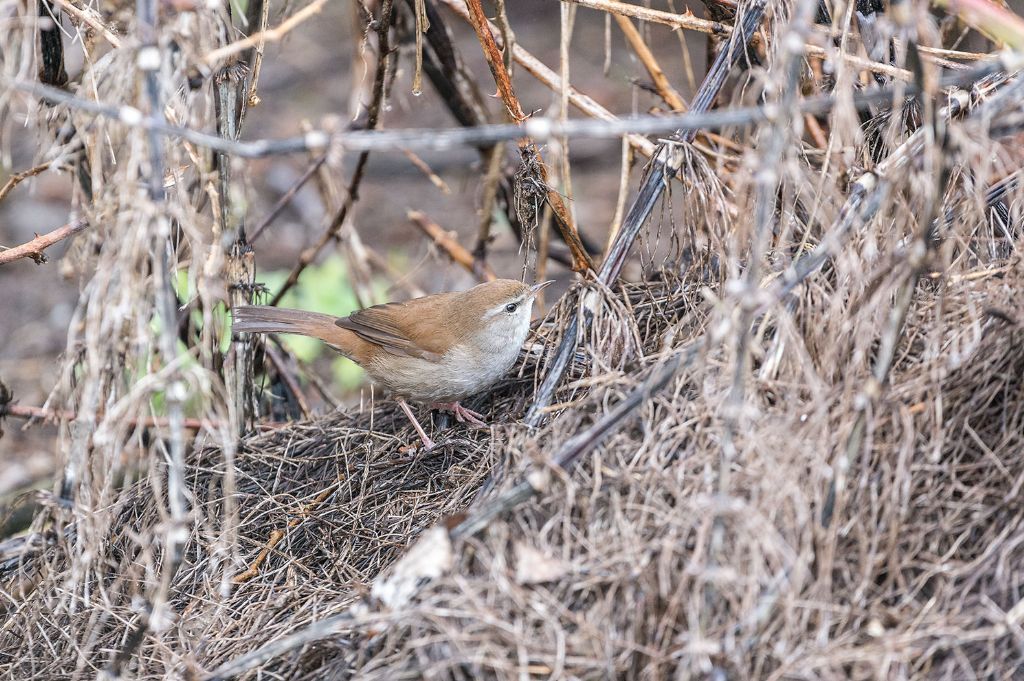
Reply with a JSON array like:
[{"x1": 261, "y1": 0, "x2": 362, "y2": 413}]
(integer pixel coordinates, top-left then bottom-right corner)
[
  {"x1": 514, "y1": 541, "x2": 569, "y2": 585},
  {"x1": 372, "y1": 526, "x2": 453, "y2": 608}
]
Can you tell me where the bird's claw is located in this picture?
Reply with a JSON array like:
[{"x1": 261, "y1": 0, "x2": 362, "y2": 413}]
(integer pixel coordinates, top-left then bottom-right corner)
[{"x1": 433, "y1": 402, "x2": 488, "y2": 428}]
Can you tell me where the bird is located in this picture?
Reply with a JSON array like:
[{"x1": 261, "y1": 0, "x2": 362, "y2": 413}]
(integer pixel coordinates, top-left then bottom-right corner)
[{"x1": 232, "y1": 279, "x2": 552, "y2": 449}]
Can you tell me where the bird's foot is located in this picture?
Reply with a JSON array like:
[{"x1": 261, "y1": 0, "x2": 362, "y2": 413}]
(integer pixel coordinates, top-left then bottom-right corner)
[{"x1": 433, "y1": 401, "x2": 488, "y2": 427}]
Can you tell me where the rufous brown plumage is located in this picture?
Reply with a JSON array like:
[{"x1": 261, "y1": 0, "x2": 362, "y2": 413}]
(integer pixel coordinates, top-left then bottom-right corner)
[{"x1": 232, "y1": 279, "x2": 551, "y2": 449}]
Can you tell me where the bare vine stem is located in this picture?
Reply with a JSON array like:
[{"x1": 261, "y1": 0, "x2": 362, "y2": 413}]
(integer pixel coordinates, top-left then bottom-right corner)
[{"x1": 4, "y1": 57, "x2": 1011, "y2": 157}]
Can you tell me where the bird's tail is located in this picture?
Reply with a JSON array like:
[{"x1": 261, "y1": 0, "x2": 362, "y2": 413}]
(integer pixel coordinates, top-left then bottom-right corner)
[{"x1": 232, "y1": 306, "x2": 341, "y2": 342}]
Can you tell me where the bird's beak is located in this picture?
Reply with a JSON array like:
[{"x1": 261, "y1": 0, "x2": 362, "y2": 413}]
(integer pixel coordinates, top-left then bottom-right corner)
[{"x1": 529, "y1": 280, "x2": 555, "y2": 297}]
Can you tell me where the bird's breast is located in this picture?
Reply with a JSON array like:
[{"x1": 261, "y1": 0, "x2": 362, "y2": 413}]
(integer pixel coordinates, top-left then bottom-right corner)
[{"x1": 363, "y1": 337, "x2": 520, "y2": 403}]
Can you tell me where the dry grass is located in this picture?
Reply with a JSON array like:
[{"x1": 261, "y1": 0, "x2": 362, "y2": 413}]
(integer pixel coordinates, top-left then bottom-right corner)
[{"x1": 2, "y1": 0, "x2": 1024, "y2": 679}]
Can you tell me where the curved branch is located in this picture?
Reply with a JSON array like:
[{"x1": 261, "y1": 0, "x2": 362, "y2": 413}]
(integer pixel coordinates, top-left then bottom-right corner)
[{"x1": 0, "y1": 218, "x2": 88, "y2": 265}]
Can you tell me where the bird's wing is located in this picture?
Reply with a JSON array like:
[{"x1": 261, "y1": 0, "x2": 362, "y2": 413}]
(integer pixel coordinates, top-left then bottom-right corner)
[{"x1": 335, "y1": 292, "x2": 461, "y2": 361}]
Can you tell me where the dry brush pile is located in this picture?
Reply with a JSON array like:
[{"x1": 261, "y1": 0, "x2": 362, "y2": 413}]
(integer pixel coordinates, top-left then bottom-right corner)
[{"x1": 2, "y1": 0, "x2": 1024, "y2": 678}]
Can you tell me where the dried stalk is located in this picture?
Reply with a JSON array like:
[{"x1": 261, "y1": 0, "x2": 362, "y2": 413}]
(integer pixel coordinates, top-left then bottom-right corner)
[
  {"x1": 0, "y1": 162, "x2": 57, "y2": 203},
  {"x1": 49, "y1": 0, "x2": 122, "y2": 48},
  {"x1": 214, "y1": 63, "x2": 257, "y2": 433},
  {"x1": 401, "y1": 148, "x2": 451, "y2": 193},
  {"x1": 241, "y1": 0, "x2": 271, "y2": 112},
  {"x1": 412, "y1": 0, "x2": 429, "y2": 94}
]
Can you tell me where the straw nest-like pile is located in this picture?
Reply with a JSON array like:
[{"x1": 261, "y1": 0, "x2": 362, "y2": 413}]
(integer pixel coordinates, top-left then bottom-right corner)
[
  {"x1": 4, "y1": 252, "x2": 1024, "y2": 679},
  {"x1": 3, "y1": 0, "x2": 1024, "y2": 678}
]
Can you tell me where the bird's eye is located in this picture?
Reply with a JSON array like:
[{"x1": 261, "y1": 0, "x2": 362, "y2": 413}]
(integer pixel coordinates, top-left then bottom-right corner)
[{"x1": 505, "y1": 302, "x2": 518, "y2": 313}]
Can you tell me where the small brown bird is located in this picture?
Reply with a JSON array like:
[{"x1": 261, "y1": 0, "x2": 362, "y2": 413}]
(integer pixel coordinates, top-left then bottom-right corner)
[{"x1": 233, "y1": 279, "x2": 552, "y2": 449}]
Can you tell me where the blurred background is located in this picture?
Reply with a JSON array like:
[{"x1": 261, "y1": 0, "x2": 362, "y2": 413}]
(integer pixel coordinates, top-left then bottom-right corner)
[{"x1": 0, "y1": 0, "x2": 708, "y2": 511}]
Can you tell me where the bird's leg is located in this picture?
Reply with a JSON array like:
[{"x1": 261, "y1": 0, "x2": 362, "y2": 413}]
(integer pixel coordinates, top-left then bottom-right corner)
[
  {"x1": 432, "y1": 401, "x2": 488, "y2": 427},
  {"x1": 397, "y1": 398, "x2": 434, "y2": 450}
]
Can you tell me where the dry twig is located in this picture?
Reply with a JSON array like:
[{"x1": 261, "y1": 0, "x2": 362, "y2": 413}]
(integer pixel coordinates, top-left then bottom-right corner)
[
  {"x1": 0, "y1": 219, "x2": 88, "y2": 266},
  {"x1": 0, "y1": 163, "x2": 58, "y2": 204},
  {"x1": 408, "y1": 210, "x2": 497, "y2": 281},
  {"x1": 202, "y1": 0, "x2": 331, "y2": 66},
  {"x1": 268, "y1": 0, "x2": 395, "y2": 306},
  {"x1": 462, "y1": 0, "x2": 594, "y2": 274},
  {"x1": 614, "y1": 14, "x2": 688, "y2": 112}
]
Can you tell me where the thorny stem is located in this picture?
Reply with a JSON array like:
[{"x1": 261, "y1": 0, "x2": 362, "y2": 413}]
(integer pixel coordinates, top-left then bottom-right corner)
[
  {"x1": 0, "y1": 161, "x2": 57, "y2": 203},
  {"x1": 424, "y1": 0, "x2": 657, "y2": 160},
  {"x1": 493, "y1": 0, "x2": 515, "y2": 74},
  {"x1": 411, "y1": 0, "x2": 511, "y2": 272},
  {"x1": 462, "y1": 0, "x2": 521, "y2": 122},
  {"x1": 0, "y1": 219, "x2": 88, "y2": 266},
  {"x1": 414, "y1": 0, "x2": 587, "y2": 270},
  {"x1": 416, "y1": 0, "x2": 490, "y2": 128}
]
